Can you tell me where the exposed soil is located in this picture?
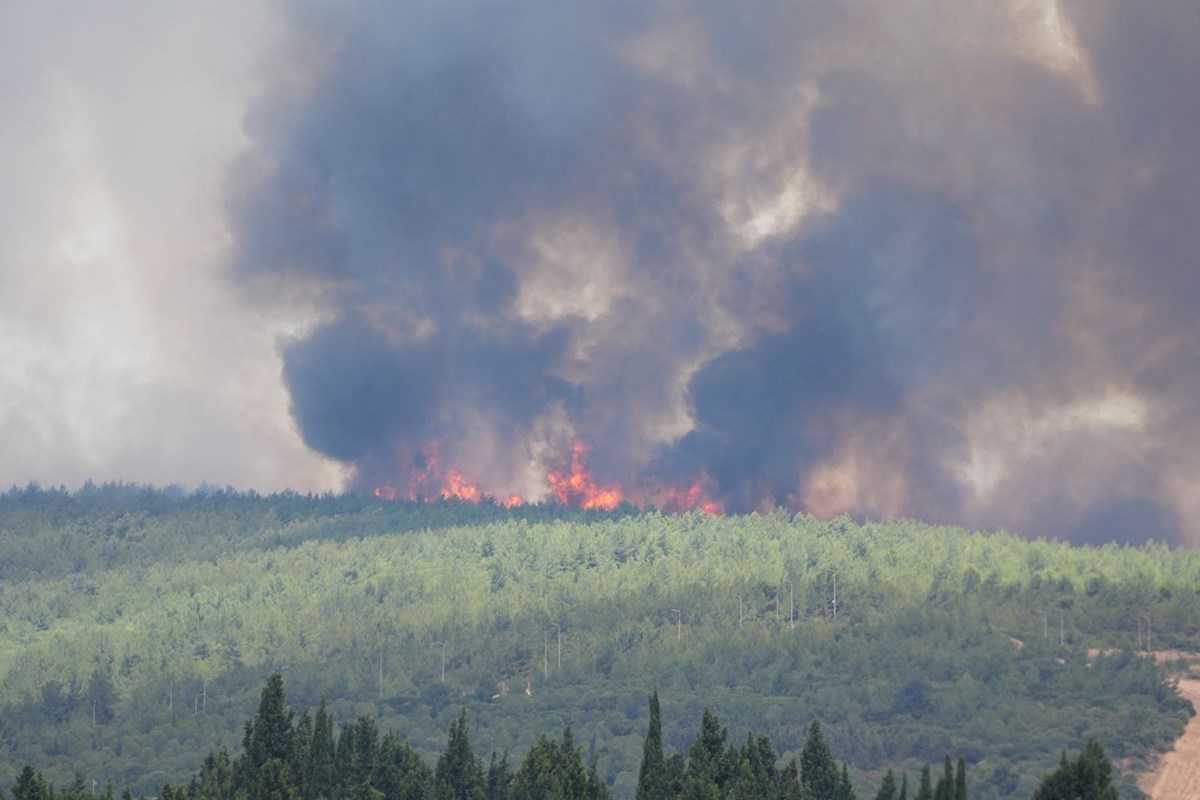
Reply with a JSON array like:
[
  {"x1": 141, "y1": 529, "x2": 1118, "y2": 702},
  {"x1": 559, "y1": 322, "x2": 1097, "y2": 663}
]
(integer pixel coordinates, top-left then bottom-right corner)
[{"x1": 1136, "y1": 652, "x2": 1200, "y2": 800}]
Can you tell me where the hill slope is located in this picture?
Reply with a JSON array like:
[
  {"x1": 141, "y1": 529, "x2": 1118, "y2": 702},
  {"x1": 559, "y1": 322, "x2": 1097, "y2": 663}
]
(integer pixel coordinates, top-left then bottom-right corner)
[{"x1": 0, "y1": 486, "x2": 1196, "y2": 798}]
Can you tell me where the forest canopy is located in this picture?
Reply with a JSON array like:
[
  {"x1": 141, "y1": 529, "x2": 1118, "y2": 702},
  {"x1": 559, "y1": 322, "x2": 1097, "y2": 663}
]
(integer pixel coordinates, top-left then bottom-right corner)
[{"x1": 0, "y1": 485, "x2": 1194, "y2": 799}]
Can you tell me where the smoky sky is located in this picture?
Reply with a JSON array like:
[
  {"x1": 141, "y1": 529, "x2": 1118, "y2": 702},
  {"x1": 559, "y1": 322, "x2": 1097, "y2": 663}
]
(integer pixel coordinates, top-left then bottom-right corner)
[
  {"x1": 0, "y1": 3, "x2": 351, "y2": 494},
  {"x1": 226, "y1": 0, "x2": 1200, "y2": 545}
]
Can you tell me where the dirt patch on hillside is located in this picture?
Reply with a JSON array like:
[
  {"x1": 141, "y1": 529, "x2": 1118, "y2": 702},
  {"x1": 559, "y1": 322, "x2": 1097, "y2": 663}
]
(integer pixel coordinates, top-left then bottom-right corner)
[{"x1": 1138, "y1": 652, "x2": 1200, "y2": 800}]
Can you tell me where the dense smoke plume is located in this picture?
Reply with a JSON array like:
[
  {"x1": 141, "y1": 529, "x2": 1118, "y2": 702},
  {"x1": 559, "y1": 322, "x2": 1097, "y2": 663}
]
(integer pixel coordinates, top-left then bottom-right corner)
[{"x1": 228, "y1": 0, "x2": 1200, "y2": 544}]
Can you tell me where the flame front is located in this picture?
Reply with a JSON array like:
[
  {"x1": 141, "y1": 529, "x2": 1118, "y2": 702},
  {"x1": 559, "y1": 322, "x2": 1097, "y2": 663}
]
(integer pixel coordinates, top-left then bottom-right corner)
[
  {"x1": 371, "y1": 438, "x2": 721, "y2": 515},
  {"x1": 371, "y1": 443, "x2": 485, "y2": 503},
  {"x1": 659, "y1": 481, "x2": 723, "y2": 516},
  {"x1": 440, "y1": 468, "x2": 480, "y2": 502},
  {"x1": 546, "y1": 440, "x2": 622, "y2": 511}
]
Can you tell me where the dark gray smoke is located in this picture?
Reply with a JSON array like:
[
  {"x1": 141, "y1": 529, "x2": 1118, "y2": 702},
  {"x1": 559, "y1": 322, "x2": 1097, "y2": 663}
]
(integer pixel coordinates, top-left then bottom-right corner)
[{"x1": 226, "y1": 0, "x2": 1200, "y2": 544}]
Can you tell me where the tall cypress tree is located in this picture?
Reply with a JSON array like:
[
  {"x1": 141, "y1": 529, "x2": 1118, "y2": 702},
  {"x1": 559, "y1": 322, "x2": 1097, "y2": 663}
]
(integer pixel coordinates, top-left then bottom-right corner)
[
  {"x1": 195, "y1": 747, "x2": 234, "y2": 800},
  {"x1": 874, "y1": 770, "x2": 897, "y2": 800},
  {"x1": 12, "y1": 764, "x2": 49, "y2": 800},
  {"x1": 664, "y1": 753, "x2": 686, "y2": 800},
  {"x1": 914, "y1": 765, "x2": 932, "y2": 800},
  {"x1": 307, "y1": 698, "x2": 335, "y2": 800},
  {"x1": 346, "y1": 715, "x2": 381, "y2": 800},
  {"x1": 636, "y1": 692, "x2": 669, "y2": 800},
  {"x1": 236, "y1": 673, "x2": 295, "y2": 796},
  {"x1": 254, "y1": 758, "x2": 298, "y2": 800},
  {"x1": 933, "y1": 757, "x2": 952, "y2": 800},
  {"x1": 291, "y1": 711, "x2": 312, "y2": 797},
  {"x1": 248, "y1": 674, "x2": 295, "y2": 769},
  {"x1": 509, "y1": 735, "x2": 560, "y2": 800},
  {"x1": 800, "y1": 721, "x2": 840, "y2": 800},
  {"x1": 435, "y1": 709, "x2": 483, "y2": 800},
  {"x1": 334, "y1": 725, "x2": 355, "y2": 797},
  {"x1": 485, "y1": 751, "x2": 512, "y2": 800},
  {"x1": 377, "y1": 736, "x2": 431, "y2": 800},
  {"x1": 688, "y1": 708, "x2": 727, "y2": 780},
  {"x1": 837, "y1": 763, "x2": 856, "y2": 800},
  {"x1": 682, "y1": 709, "x2": 727, "y2": 800},
  {"x1": 740, "y1": 734, "x2": 777, "y2": 800},
  {"x1": 729, "y1": 759, "x2": 760, "y2": 800},
  {"x1": 953, "y1": 757, "x2": 966, "y2": 800},
  {"x1": 898, "y1": 773, "x2": 908, "y2": 800}
]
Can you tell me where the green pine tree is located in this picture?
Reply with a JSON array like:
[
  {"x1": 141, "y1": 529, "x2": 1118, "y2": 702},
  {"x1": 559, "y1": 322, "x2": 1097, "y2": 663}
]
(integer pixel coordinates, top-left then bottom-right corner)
[
  {"x1": 933, "y1": 757, "x2": 952, "y2": 800},
  {"x1": 435, "y1": 709, "x2": 484, "y2": 800},
  {"x1": 509, "y1": 735, "x2": 559, "y2": 800},
  {"x1": 636, "y1": 693, "x2": 669, "y2": 800},
  {"x1": 729, "y1": 759, "x2": 760, "y2": 800},
  {"x1": 800, "y1": 721, "x2": 840, "y2": 800},
  {"x1": 62, "y1": 773, "x2": 88, "y2": 800},
  {"x1": 291, "y1": 710, "x2": 312, "y2": 797},
  {"x1": 874, "y1": 770, "x2": 897, "y2": 800},
  {"x1": 954, "y1": 757, "x2": 966, "y2": 800},
  {"x1": 12, "y1": 765, "x2": 49, "y2": 800},
  {"x1": 377, "y1": 734, "x2": 431, "y2": 800},
  {"x1": 195, "y1": 747, "x2": 234, "y2": 800},
  {"x1": 334, "y1": 724, "x2": 355, "y2": 798},
  {"x1": 914, "y1": 765, "x2": 932, "y2": 800},
  {"x1": 742, "y1": 735, "x2": 777, "y2": 800},
  {"x1": 688, "y1": 708, "x2": 728, "y2": 782},
  {"x1": 244, "y1": 674, "x2": 296, "y2": 777},
  {"x1": 485, "y1": 751, "x2": 511, "y2": 800},
  {"x1": 557, "y1": 726, "x2": 589, "y2": 800},
  {"x1": 346, "y1": 715, "x2": 382, "y2": 800},
  {"x1": 1031, "y1": 740, "x2": 1119, "y2": 800},
  {"x1": 86, "y1": 668, "x2": 117, "y2": 725},
  {"x1": 254, "y1": 758, "x2": 299, "y2": 800},
  {"x1": 307, "y1": 698, "x2": 335, "y2": 800},
  {"x1": 682, "y1": 708, "x2": 728, "y2": 800},
  {"x1": 664, "y1": 753, "x2": 686, "y2": 800},
  {"x1": 837, "y1": 762, "x2": 856, "y2": 800}
]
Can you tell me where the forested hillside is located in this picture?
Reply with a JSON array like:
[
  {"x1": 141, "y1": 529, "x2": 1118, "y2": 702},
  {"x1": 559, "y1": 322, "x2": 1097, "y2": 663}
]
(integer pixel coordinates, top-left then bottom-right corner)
[{"x1": 0, "y1": 485, "x2": 1195, "y2": 799}]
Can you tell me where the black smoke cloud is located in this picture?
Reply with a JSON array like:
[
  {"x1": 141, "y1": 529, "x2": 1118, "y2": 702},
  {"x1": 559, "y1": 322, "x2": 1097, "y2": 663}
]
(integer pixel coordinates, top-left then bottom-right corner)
[
  {"x1": 679, "y1": 181, "x2": 978, "y2": 512},
  {"x1": 226, "y1": 0, "x2": 1200, "y2": 544}
]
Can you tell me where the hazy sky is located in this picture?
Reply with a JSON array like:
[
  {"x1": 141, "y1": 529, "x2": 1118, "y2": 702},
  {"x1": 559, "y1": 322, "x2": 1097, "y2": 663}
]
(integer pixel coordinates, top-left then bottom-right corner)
[{"x1": 2, "y1": 1, "x2": 1198, "y2": 545}]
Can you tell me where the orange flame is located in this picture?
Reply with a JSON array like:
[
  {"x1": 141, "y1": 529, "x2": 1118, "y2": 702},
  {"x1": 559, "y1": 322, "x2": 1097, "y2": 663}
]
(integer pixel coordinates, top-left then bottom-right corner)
[
  {"x1": 371, "y1": 439, "x2": 720, "y2": 515},
  {"x1": 405, "y1": 442, "x2": 445, "y2": 499},
  {"x1": 546, "y1": 440, "x2": 622, "y2": 511},
  {"x1": 371, "y1": 442, "x2": 485, "y2": 503},
  {"x1": 660, "y1": 481, "x2": 723, "y2": 516},
  {"x1": 441, "y1": 468, "x2": 481, "y2": 503}
]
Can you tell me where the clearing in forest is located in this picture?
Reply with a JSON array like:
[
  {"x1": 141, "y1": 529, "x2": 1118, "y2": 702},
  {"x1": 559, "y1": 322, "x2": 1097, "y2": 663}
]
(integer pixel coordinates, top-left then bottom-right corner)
[{"x1": 1139, "y1": 653, "x2": 1200, "y2": 800}]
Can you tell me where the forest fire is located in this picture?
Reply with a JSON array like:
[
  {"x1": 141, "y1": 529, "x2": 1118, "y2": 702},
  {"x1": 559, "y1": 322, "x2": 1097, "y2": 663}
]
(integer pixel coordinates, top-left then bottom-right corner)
[
  {"x1": 546, "y1": 440, "x2": 623, "y2": 511},
  {"x1": 370, "y1": 439, "x2": 721, "y2": 515},
  {"x1": 440, "y1": 469, "x2": 481, "y2": 503},
  {"x1": 370, "y1": 442, "x2": 483, "y2": 503},
  {"x1": 658, "y1": 481, "x2": 723, "y2": 516}
]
